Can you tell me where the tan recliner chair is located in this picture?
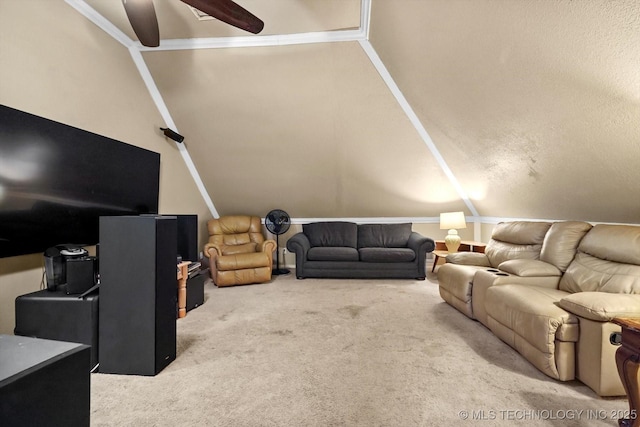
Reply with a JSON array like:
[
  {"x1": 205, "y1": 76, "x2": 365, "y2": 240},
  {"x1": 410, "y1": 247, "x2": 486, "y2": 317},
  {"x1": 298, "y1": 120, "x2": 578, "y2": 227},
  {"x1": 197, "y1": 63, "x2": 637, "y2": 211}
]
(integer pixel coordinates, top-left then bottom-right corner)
[{"x1": 204, "y1": 216, "x2": 276, "y2": 287}]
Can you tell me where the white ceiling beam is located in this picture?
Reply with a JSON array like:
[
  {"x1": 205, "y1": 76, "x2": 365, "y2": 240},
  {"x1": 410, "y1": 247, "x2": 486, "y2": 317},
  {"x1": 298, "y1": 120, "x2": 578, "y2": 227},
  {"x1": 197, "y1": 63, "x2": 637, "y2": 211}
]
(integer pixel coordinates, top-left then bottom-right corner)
[
  {"x1": 361, "y1": 0, "x2": 372, "y2": 40},
  {"x1": 138, "y1": 28, "x2": 367, "y2": 51}
]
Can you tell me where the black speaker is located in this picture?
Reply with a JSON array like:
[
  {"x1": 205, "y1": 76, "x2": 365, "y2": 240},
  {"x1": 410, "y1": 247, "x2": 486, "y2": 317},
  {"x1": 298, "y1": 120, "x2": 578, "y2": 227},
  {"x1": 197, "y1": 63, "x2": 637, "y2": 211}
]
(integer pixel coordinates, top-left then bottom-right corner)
[
  {"x1": 144, "y1": 214, "x2": 198, "y2": 262},
  {"x1": 66, "y1": 257, "x2": 96, "y2": 295},
  {"x1": 175, "y1": 214, "x2": 198, "y2": 262},
  {"x1": 98, "y1": 215, "x2": 177, "y2": 376}
]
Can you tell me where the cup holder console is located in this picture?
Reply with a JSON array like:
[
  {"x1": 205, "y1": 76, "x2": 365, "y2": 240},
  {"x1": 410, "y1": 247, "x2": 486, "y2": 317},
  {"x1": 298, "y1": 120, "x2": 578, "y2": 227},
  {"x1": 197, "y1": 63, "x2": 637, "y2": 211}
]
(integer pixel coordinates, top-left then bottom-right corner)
[{"x1": 487, "y1": 269, "x2": 509, "y2": 276}]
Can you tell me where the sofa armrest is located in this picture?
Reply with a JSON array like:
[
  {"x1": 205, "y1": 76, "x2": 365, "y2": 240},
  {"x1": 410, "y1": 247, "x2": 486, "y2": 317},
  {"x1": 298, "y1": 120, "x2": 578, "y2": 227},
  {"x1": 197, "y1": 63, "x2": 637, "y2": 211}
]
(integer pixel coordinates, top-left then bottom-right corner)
[
  {"x1": 407, "y1": 232, "x2": 435, "y2": 256},
  {"x1": 286, "y1": 233, "x2": 310, "y2": 254},
  {"x1": 558, "y1": 292, "x2": 640, "y2": 322},
  {"x1": 446, "y1": 252, "x2": 491, "y2": 267},
  {"x1": 498, "y1": 259, "x2": 562, "y2": 277},
  {"x1": 286, "y1": 232, "x2": 311, "y2": 275}
]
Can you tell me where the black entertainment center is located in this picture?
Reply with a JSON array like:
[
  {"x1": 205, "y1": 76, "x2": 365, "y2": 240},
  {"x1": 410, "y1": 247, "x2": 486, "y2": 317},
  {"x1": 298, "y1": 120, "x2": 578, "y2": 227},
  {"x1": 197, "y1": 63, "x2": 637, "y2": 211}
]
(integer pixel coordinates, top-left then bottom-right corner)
[
  {"x1": 14, "y1": 289, "x2": 100, "y2": 369},
  {"x1": 0, "y1": 335, "x2": 91, "y2": 427}
]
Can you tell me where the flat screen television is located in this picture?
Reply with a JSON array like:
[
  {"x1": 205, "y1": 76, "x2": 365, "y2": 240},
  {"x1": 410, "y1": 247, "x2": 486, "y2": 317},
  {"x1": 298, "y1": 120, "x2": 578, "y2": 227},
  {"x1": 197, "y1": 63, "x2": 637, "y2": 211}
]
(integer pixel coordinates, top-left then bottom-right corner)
[{"x1": 0, "y1": 104, "x2": 160, "y2": 258}]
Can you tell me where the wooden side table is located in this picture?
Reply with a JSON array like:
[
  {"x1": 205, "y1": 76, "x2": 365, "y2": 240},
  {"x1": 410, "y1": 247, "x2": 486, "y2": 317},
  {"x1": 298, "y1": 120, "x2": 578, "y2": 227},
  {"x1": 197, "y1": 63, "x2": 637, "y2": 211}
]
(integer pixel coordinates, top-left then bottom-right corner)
[
  {"x1": 431, "y1": 250, "x2": 450, "y2": 273},
  {"x1": 613, "y1": 317, "x2": 640, "y2": 427},
  {"x1": 177, "y1": 261, "x2": 190, "y2": 318},
  {"x1": 432, "y1": 240, "x2": 487, "y2": 272}
]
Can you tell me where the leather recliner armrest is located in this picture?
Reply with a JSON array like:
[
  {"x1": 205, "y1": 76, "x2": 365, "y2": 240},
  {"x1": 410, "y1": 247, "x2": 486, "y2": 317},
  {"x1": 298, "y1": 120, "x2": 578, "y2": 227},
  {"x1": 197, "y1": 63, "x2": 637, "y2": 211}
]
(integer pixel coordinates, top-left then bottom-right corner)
[
  {"x1": 446, "y1": 252, "x2": 491, "y2": 266},
  {"x1": 258, "y1": 239, "x2": 277, "y2": 254},
  {"x1": 558, "y1": 292, "x2": 640, "y2": 322},
  {"x1": 204, "y1": 242, "x2": 223, "y2": 258}
]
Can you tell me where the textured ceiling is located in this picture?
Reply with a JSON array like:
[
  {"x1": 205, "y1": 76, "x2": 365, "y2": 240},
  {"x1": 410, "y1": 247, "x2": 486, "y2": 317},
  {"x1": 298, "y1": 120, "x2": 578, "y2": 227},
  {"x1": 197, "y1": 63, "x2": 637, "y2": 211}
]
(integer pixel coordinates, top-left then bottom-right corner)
[{"x1": 369, "y1": 0, "x2": 640, "y2": 223}]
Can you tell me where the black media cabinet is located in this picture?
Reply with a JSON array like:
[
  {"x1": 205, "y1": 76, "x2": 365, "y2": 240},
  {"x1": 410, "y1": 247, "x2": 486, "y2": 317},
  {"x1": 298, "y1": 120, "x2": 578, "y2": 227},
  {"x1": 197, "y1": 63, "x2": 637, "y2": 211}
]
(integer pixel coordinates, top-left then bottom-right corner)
[
  {"x1": 0, "y1": 335, "x2": 91, "y2": 427},
  {"x1": 14, "y1": 289, "x2": 99, "y2": 370}
]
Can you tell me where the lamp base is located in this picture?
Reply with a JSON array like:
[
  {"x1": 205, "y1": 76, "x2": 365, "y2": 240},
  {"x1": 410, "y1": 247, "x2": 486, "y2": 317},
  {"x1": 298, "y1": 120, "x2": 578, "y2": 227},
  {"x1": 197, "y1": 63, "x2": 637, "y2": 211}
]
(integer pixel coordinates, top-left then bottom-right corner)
[{"x1": 444, "y1": 230, "x2": 461, "y2": 253}]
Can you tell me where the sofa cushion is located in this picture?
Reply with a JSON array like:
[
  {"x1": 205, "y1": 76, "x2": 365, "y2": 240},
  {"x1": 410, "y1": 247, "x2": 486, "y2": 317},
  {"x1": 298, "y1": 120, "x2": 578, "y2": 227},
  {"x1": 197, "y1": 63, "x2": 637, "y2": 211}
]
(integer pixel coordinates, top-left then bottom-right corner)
[
  {"x1": 559, "y1": 252, "x2": 640, "y2": 294},
  {"x1": 491, "y1": 221, "x2": 551, "y2": 245},
  {"x1": 484, "y1": 241, "x2": 544, "y2": 268},
  {"x1": 558, "y1": 224, "x2": 640, "y2": 294},
  {"x1": 484, "y1": 222, "x2": 551, "y2": 267},
  {"x1": 357, "y1": 223, "x2": 412, "y2": 249},
  {"x1": 578, "y1": 224, "x2": 640, "y2": 266},
  {"x1": 307, "y1": 247, "x2": 359, "y2": 262},
  {"x1": 358, "y1": 247, "x2": 415, "y2": 263},
  {"x1": 303, "y1": 222, "x2": 357, "y2": 248},
  {"x1": 540, "y1": 221, "x2": 592, "y2": 272},
  {"x1": 558, "y1": 292, "x2": 640, "y2": 322}
]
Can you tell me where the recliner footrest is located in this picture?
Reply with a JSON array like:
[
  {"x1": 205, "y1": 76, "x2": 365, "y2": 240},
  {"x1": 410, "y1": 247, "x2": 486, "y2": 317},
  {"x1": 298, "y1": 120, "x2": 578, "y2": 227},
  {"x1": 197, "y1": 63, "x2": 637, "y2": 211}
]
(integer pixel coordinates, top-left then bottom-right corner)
[{"x1": 485, "y1": 285, "x2": 578, "y2": 380}]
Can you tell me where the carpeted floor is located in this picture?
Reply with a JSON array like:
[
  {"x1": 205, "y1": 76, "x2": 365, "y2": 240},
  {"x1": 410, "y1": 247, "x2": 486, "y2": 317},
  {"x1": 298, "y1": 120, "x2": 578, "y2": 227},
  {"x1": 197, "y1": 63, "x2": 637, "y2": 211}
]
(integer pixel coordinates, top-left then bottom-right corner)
[{"x1": 90, "y1": 269, "x2": 628, "y2": 426}]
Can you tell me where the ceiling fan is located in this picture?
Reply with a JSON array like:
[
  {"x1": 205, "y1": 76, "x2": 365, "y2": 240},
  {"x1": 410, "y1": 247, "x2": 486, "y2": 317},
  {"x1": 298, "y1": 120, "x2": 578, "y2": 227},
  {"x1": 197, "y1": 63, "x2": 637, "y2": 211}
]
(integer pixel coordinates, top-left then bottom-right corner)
[{"x1": 122, "y1": 0, "x2": 264, "y2": 47}]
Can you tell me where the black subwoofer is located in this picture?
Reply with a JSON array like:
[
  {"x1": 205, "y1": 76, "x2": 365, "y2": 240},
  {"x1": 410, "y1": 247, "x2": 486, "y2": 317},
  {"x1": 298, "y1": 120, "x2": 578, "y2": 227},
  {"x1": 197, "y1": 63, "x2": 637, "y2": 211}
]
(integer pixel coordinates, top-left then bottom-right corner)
[{"x1": 65, "y1": 257, "x2": 97, "y2": 295}]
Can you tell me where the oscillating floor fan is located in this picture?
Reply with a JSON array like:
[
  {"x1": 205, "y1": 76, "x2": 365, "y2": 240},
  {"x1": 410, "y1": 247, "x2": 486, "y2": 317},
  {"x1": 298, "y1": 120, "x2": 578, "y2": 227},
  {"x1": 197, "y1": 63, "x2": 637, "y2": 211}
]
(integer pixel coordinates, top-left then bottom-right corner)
[{"x1": 265, "y1": 209, "x2": 291, "y2": 275}]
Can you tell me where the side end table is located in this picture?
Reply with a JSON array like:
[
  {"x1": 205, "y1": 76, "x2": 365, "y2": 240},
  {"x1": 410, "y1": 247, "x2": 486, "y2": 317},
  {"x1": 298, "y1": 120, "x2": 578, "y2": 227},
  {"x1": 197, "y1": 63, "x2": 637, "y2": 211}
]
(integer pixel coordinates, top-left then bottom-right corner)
[{"x1": 612, "y1": 317, "x2": 640, "y2": 427}]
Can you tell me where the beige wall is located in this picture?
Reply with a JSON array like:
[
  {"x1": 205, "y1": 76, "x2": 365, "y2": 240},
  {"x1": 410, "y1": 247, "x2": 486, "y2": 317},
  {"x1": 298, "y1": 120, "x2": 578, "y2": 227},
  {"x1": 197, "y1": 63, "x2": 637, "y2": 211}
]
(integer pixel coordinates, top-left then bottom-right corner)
[
  {"x1": 0, "y1": 1, "x2": 211, "y2": 334},
  {"x1": 143, "y1": 41, "x2": 467, "y2": 219}
]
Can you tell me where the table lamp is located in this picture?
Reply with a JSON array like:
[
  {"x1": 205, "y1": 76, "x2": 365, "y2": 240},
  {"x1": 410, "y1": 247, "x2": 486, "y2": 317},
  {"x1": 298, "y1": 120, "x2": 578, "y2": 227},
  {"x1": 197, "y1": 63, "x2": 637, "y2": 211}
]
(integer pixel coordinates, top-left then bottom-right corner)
[{"x1": 440, "y1": 211, "x2": 467, "y2": 253}]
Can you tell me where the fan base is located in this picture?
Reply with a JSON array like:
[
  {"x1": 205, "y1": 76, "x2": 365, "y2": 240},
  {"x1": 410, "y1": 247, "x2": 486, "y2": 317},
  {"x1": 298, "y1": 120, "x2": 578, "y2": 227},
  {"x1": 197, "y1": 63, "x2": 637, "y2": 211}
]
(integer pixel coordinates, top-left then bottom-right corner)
[{"x1": 272, "y1": 268, "x2": 290, "y2": 276}]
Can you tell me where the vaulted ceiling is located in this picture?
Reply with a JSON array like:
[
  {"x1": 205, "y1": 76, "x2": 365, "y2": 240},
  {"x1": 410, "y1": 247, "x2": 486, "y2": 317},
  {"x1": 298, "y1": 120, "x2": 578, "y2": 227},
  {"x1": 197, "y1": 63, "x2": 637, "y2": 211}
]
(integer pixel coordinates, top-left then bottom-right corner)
[{"x1": 7, "y1": 0, "x2": 640, "y2": 224}]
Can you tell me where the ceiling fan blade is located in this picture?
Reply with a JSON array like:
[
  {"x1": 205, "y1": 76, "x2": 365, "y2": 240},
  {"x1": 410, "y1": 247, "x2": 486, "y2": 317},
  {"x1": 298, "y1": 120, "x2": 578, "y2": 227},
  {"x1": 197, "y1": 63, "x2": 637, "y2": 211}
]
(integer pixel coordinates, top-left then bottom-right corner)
[
  {"x1": 122, "y1": 0, "x2": 160, "y2": 47},
  {"x1": 181, "y1": 0, "x2": 264, "y2": 34}
]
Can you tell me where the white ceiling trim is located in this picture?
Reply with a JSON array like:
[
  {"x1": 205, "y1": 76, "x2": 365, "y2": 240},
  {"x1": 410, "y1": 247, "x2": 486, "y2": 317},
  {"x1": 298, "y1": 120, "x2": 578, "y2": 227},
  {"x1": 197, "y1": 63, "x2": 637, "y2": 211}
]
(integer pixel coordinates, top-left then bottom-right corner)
[
  {"x1": 360, "y1": 0, "x2": 372, "y2": 40},
  {"x1": 137, "y1": 28, "x2": 367, "y2": 51},
  {"x1": 66, "y1": 0, "x2": 371, "y2": 52}
]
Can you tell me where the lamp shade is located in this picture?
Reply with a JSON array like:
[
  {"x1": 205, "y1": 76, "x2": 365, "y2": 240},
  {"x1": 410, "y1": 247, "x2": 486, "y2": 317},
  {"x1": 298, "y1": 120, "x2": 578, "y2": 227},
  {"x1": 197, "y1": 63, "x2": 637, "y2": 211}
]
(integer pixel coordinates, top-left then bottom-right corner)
[{"x1": 439, "y1": 212, "x2": 467, "y2": 230}]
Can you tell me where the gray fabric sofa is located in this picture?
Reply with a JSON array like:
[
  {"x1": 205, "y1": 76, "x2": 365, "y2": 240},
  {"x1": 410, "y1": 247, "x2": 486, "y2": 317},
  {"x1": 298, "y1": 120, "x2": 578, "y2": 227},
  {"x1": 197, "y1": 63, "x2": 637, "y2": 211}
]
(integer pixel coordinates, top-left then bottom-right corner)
[{"x1": 286, "y1": 222, "x2": 435, "y2": 280}]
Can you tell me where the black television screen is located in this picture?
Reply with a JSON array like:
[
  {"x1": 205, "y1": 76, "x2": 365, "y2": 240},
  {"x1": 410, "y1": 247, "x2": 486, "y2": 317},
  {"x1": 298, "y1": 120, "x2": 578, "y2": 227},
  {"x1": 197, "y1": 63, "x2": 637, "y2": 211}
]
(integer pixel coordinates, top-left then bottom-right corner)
[{"x1": 0, "y1": 104, "x2": 160, "y2": 258}]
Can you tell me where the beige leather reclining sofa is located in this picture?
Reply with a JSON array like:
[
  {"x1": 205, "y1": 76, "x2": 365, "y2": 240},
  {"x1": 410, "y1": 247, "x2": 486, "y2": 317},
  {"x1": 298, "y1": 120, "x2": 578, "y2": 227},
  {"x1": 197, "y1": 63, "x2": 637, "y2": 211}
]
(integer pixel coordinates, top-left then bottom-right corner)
[{"x1": 438, "y1": 221, "x2": 640, "y2": 397}]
